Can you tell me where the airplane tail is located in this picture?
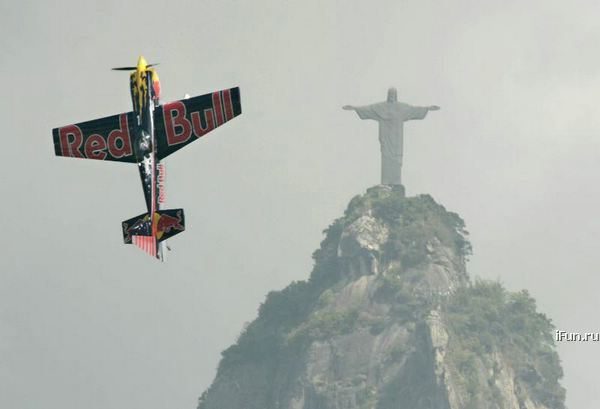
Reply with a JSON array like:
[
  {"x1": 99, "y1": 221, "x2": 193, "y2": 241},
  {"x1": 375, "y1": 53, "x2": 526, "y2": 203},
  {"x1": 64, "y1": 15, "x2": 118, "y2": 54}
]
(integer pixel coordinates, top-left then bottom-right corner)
[{"x1": 122, "y1": 209, "x2": 185, "y2": 258}]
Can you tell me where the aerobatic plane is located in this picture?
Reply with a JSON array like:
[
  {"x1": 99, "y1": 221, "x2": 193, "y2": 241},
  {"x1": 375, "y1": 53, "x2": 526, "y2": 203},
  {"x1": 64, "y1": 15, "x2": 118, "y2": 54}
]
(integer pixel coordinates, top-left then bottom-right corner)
[{"x1": 52, "y1": 56, "x2": 241, "y2": 260}]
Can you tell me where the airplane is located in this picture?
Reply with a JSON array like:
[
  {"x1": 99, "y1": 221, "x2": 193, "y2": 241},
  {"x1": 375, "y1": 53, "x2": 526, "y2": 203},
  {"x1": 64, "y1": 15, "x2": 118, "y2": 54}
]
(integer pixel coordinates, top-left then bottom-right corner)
[{"x1": 52, "y1": 56, "x2": 241, "y2": 260}]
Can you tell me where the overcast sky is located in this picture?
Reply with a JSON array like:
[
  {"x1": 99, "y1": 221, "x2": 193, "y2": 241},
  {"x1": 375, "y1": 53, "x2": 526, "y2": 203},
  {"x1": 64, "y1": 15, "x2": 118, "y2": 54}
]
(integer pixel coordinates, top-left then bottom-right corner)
[{"x1": 2, "y1": 1, "x2": 599, "y2": 408}]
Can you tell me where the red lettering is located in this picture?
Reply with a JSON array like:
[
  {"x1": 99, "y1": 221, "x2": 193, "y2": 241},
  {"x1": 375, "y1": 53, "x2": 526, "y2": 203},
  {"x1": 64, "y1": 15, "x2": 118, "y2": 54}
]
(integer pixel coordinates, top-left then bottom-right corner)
[
  {"x1": 158, "y1": 163, "x2": 166, "y2": 204},
  {"x1": 84, "y1": 134, "x2": 107, "y2": 160},
  {"x1": 59, "y1": 125, "x2": 84, "y2": 158},
  {"x1": 222, "y1": 89, "x2": 234, "y2": 121},
  {"x1": 191, "y1": 109, "x2": 215, "y2": 138},
  {"x1": 108, "y1": 114, "x2": 133, "y2": 158},
  {"x1": 163, "y1": 101, "x2": 192, "y2": 146},
  {"x1": 212, "y1": 92, "x2": 224, "y2": 126}
]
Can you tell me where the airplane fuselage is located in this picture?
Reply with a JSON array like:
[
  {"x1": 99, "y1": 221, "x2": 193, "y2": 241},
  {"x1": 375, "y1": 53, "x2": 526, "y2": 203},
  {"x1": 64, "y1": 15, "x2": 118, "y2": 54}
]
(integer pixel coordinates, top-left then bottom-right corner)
[
  {"x1": 128, "y1": 56, "x2": 164, "y2": 256},
  {"x1": 130, "y1": 58, "x2": 161, "y2": 219}
]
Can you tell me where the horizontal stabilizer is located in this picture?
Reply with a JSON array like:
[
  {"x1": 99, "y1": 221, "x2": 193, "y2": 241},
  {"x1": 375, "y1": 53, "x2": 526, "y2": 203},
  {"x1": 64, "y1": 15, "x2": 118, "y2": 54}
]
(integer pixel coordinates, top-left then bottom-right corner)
[
  {"x1": 122, "y1": 212, "x2": 152, "y2": 244},
  {"x1": 122, "y1": 209, "x2": 185, "y2": 245},
  {"x1": 154, "y1": 208, "x2": 185, "y2": 242}
]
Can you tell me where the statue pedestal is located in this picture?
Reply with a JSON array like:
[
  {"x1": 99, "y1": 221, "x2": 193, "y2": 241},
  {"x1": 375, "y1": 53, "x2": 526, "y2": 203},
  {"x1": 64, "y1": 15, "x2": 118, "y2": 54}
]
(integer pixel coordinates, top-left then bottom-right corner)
[
  {"x1": 367, "y1": 184, "x2": 405, "y2": 198},
  {"x1": 391, "y1": 184, "x2": 405, "y2": 197}
]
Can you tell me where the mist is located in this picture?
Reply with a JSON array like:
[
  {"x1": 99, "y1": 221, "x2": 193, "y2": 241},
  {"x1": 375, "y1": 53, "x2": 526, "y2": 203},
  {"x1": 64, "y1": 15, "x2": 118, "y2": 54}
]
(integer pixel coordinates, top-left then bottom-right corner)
[{"x1": 2, "y1": 1, "x2": 599, "y2": 408}]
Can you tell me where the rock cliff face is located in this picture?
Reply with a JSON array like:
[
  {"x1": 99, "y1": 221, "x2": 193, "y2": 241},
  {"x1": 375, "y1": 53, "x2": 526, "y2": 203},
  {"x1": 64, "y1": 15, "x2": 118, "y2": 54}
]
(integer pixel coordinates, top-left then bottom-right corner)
[{"x1": 198, "y1": 186, "x2": 566, "y2": 409}]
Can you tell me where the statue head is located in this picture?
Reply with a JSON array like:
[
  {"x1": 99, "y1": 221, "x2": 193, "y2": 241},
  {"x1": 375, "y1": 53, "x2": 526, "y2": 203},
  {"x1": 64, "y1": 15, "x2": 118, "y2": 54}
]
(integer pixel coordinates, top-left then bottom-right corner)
[{"x1": 387, "y1": 87, "x2": 397, "y2": 102}]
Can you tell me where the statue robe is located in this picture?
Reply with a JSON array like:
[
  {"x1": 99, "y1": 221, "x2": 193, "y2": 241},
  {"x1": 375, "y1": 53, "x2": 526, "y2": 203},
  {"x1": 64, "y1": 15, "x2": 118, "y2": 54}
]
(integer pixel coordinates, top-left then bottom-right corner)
[{"x1": 353, "y1": 102, "x2": 429, "y2": 185}]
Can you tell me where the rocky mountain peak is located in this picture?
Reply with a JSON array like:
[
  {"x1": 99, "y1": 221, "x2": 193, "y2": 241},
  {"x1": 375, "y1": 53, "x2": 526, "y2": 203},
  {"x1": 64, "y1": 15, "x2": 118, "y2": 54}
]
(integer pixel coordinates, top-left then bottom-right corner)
[
  {"x1": 197, "y1": 186, "x2": 565, "y2": 409},
  {"x1": 337, "y1": 185, "x2": 469, "y2": 296}
]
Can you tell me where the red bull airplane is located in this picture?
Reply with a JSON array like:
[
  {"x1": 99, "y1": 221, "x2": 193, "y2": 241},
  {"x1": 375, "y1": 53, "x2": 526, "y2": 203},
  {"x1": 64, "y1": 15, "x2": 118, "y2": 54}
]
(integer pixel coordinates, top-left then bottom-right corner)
[{"x1": 52, "y1": 56, "x2": 241, "y2": 260}]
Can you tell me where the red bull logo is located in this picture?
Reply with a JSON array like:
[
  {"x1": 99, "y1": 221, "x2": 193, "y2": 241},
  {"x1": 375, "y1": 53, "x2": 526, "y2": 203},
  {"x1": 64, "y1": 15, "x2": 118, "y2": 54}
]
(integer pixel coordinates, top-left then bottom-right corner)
[
  {"x1": 122, "y1": 214, "x2": 151, "y2": 243},
  {"x1": 154, "y1": 211, "x2": 184, "y2": 240},
  {"x1": 123, "y1": 210, "x2": 183, "y2": 243}
]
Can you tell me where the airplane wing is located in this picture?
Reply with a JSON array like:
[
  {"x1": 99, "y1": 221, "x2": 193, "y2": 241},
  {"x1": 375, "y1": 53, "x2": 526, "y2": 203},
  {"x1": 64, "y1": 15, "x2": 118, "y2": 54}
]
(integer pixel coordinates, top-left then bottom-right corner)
[
  {"x1": 155, "y1": 87, "x2": 241, "y2": 160},
  {"x1": 52, "y1": 112, "x2": 137, "y2": 163}
]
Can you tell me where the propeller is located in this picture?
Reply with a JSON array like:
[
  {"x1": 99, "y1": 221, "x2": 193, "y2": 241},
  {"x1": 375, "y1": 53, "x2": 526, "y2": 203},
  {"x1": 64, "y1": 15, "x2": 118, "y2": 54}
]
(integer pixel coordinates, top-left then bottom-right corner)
[{"x1": 111, "y1": 63, "x2": 159, "y2": 71}]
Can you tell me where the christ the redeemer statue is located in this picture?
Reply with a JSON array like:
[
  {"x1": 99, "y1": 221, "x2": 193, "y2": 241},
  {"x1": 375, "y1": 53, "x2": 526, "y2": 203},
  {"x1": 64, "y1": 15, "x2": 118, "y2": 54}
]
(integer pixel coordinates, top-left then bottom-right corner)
[{"x1": 343, "y1": 87, "x2": 440, "y2": 185}]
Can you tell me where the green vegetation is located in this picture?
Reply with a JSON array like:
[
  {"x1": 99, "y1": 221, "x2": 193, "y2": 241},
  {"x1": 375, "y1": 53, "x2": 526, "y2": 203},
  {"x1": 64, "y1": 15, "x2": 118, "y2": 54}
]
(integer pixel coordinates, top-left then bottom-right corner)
[
  {"x1": 289, "y1": 309, "x2": 360, "y2": 341},
  {"x1": 345, "y1": 188, "x2": 471, "y2": 270},
  {"x1": 444, "y1": 280, "x2": 565, "y2": 409},
  {"x1": 378, "y1": 194, "x2": 471, "y2": 268},
  {"x1": 374, "y1": 272, "x2": 432, "y2": 322}
]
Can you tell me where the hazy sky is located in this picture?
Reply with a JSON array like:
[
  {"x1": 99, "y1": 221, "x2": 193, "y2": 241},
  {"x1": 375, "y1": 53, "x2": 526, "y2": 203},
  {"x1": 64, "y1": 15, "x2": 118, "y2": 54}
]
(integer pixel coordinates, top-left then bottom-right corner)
[{"x1": 2, "y1": 1, "x2": 600, "y2": 408}]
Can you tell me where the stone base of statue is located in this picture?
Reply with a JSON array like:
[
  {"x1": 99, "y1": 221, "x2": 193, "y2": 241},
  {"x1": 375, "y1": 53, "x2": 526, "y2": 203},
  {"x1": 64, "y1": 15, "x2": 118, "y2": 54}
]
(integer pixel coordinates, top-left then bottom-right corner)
[{"x1": 366, "y1": 184, "x2": 405, "y2": 198}]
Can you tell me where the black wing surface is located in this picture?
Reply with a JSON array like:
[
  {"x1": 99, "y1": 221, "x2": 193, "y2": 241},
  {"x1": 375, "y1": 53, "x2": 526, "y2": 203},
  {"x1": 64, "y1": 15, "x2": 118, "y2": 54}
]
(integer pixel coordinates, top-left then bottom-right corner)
[
  {"x1": 52, "y1": 112, "x2": 137, "y2": 163},
  {"x1": 155, "y1": 87, "x2": 241, "y2": 160}
]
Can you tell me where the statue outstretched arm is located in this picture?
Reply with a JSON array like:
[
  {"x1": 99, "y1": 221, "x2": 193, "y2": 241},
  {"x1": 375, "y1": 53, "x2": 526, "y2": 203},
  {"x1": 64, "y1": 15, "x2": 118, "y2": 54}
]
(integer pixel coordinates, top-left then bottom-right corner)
[
  {"x1": 343, "y1": 104, "x2": 380, "y2": 120},
  {"x1": 404, "y1": 104, "x2": 441, "y2": 121}
]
